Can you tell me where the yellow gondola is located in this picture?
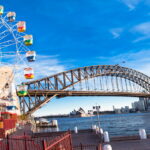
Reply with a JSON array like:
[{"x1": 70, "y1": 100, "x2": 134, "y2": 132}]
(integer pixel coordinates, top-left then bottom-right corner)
[
  {"x1": 7, "y1": 12, "x2": 16, "y2": 22},
  {"x1": 26, "y1": 51, "x2": 36, "y2": 62},
  {"x1": 24, "y1": 67, "x2": 34, "y2": 79},
  {"x1": 0, "y1": 6, "x2": 4, "y2": 15},
  {"x1": 24, "y1": 35, "x2": 33, "y2": 46},
  {"x1": 17, "y1": 21, "x2": 26, "y2": 32}
]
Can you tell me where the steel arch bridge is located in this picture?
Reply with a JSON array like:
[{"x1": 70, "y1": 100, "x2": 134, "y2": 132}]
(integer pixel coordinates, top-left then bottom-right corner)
[{"x1": 19, "y1": 65, "x2": 150, "y2": 115}]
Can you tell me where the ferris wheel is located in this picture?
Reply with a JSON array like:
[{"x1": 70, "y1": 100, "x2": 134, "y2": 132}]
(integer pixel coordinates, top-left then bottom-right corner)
[{"x1": 0, "y1": 5, "x2": 36, "y2": 97}]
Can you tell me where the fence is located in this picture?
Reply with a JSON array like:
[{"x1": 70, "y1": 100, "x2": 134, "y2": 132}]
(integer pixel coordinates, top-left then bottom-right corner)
[
  {"x1": 43, "y1": 132, "x2": 72, "y2": 150},
  {"x1": 0, "y1": 131, "x2": 72, "y2": 150},
  {"x1": 73, "y1": 143, "x2": 102, "y2": 150},
  {"x1": 3, "y1": 119, "x2": 16, "y2": 130},
  {"x1": 0, "y1": 119, "x2": 17, "y2": 138},
  {"x1": 0, "y1": 135, "x2": 42, "y2": 150}
]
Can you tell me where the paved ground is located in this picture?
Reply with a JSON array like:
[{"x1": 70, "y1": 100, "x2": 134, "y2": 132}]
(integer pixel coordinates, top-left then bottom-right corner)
[
  {"x1": 102, "y1": 135, "x2": 150, "y2": 150},
  {"x1": 11, "y1": 125, "x2": 150, "y2": 150},
  {"x1": 71, "y1": 129, "x2": 101, "y2": 146},
  {"x1": 106, "y1": 139, "x2": 150, "y2": 150},
  {"x1": 10, "y1": 123, "x2": 33, "y2": 137}
]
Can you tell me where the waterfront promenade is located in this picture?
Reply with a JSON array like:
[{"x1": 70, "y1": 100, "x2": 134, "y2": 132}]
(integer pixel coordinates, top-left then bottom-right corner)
[
  {"x1": 108, "y1": 138, "x2": 150, "y2": 150},
  {"x1": 71, "y1": 129, "x2": 101, "y2": 146},
  {"x1": 2, "y1": 123, "x2": 150, "y2": 150}
]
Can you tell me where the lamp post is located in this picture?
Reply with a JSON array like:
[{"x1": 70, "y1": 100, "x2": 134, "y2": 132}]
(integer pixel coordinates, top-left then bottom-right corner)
[
  {"x1": 93, "y1": 104, "x2": 101, "y2": 129},
  {"x1": 88, "y1": 110, "x2": 94, "y2": 127}
]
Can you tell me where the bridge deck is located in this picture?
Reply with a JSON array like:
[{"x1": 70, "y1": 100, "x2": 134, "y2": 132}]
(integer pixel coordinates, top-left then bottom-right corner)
[{"x1": 26, "y1": 90, "x2": 150, "y2": 97}]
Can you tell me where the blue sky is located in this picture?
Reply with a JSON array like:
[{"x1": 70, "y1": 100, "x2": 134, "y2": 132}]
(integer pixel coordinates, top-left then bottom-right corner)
[{"x1": 2, "y1": 0, "x2": 150, "y2": 116}]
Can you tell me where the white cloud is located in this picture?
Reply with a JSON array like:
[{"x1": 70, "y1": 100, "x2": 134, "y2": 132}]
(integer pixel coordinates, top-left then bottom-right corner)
[
  {"x1": 131, "y1": 22, "x2": 150, "y2": 42},
  {"x1": 133, "y1": 22, "x2": 150, "y2": 34},
  {"x1": 9, "y1": 55, "x2": 68, "y2": 84},
  {"x1": 120, "y1": 0, "x2": 142, "y2": 10},
  {"x1": 32, "y1": 55, "x2": 65, "y2": 78},
  {"x1": 97, "y1": 49, "x2": 150, "y2": 76},
  {"x1": 110, "y1": 28, "x2": 123, "y2": 39}
]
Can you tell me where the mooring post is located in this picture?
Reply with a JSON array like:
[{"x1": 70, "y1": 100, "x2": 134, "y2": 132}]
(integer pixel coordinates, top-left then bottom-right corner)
[
  {"x1": 42, "y1": 140, "x2": 47, "y2": 150},
  {"x1": 6, "y1": 135, "x2": 9, "y2": 150},
  {"x1": 25, "y1": 137, "x2": 27, "y2": 150},
  {"x1": 23, "y1": 132, "x2": 28, "y2": 150},
  {"x1": 80, "y1": 143, "x2": 83, "y2": 150},
  {"x1": 97, "y1": 144, "x2": 102, "y2": 150}
]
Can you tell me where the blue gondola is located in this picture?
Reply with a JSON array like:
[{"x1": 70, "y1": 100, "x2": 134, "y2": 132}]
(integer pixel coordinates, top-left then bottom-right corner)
[
  {"x1": 7, "y1": 12, "x2": 16, "y2": 22},
  {"x1": 26, "y1": 51, "x2": 36, "y2": 62}
]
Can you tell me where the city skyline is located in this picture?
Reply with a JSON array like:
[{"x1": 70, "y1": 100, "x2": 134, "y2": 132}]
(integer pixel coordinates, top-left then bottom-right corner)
[{"x1": 33, "y1": 96, "x2": 137, "y2": 116}]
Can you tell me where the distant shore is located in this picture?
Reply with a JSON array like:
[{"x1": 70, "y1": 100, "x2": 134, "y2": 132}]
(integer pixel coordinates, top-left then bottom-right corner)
[
  {"x1": 35, "y1": 114, "x2": 69, "y2": 119},
  {"x1": 35, "y1": 111, "x2": 150, "y2": 119}
]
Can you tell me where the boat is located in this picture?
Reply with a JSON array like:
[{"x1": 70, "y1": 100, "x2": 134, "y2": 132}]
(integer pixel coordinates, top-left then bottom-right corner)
[{"x1": 36, "y1": 118, "x2": 58, "y2": 128}]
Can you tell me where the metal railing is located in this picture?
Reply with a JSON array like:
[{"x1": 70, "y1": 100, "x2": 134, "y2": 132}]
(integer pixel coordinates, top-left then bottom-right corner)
[
  {"x1": 43, "y1": 131, "x2": 72, "y2": 150},
  {"x1": 0, "y1": 131, "x2": 73, "y2": 150}
]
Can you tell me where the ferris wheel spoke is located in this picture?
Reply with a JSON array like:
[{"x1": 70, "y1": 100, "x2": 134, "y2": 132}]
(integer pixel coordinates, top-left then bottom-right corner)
[
  {"x1": 0, "y1": 36, "x2": 23, "y2": 45},
  {"x1": 0, "y1": 28, "x2": 15, "y2": 40},
  {"x1": 14, "y1": 32, "x2": 25, "y2": 39},
  {"x1": 3, "y1": 15, "x2": 8, "y2": 20},
  {"x1": 0, "y1": 54, "x2": 17, "y2": 58},
  {"x1": 15, "y1": 31, "x2": 26, "y2": 37},
  {"x1": 0, "y1": 21, "x2": 4, "y2": 24},
  {"x1": 0, "y1": 51, "x2": 19, "y2": 54},
  {"x1": 11, "y1": 22, "x2": 18, "y2": 29},
  {"x1": 0, "y1": 32, "x2": 10, "y2": 40},
  {"x1": 17, "y1": 40, "x2": 26, "y2": 50},
  {"x1": 0, "y1": 32, "x2": 10, "y2": 41},
  {"x1": 21, "y1": 44, "x2": 31, "y2": 52},
  {"x1": 0, "y1": 40, "x2": 22, "y2": 49},
  {"x1": 0, "y1": 24, "x2": 5, "y2": 29},
  {"x1": 16, "y1": 53, "x2": 29, "y2": 68},
  {"x1": 0, "y1": 43, "x2": 17, "y2": 49},
  {"x1": 2, "y1": 18, "x2": 17, "y2": 34},
  {"x1": 0, "y1": 28, "x2": 10, "y2": 36}
]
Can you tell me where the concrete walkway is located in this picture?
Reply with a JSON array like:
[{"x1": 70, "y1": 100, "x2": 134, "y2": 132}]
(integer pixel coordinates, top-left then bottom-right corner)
[
  {"x1": 106, "y1": 139, "x2": 150, "y2": 150},
  {"x1": 10, "y1": 123, "x2": 33, "y2": 137},
  {"x1": 71, "y1": 129, "x2": 101, "y2": 146},
  {"x1": 11, "y1": 126, "x2": 150, "y2": 150}
]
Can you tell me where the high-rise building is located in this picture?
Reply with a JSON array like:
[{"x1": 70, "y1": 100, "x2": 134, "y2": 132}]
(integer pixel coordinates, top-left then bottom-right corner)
[
  {"x1": 139, "y1": 97, "x2": 150, "y2": 111},
  {"x1": 112, "y1": 105, "x2": 115, "y2": 111},
  {"x1": 132, "y1": 100, "x2": 145, "y2": 111}
]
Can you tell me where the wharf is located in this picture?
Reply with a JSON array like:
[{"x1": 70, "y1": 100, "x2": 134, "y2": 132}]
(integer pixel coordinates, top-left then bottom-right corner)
[
  {"x1": 71, "y1": 129, "x2": 100, "y2": 146},
  {"x1": 10, "y1": 123, "x2": 33, "y2": 137},
  {"x1": 106, "y1": 135, "x2": 150, "y2": 150},
  {"x1": 8, "y1": 125, "x2": 150, "y2": 150},
  {"x1": 108, "y1": 139, "x2": 150, "y2": 150},
  {"x1": 71, "y1": 130, "x2": 150, "y2": 149}
]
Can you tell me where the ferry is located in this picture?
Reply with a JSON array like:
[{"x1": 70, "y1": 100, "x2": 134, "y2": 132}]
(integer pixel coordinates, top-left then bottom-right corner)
[{"x1": 35, "y1": 118, "x2": 58, "y2": 128}]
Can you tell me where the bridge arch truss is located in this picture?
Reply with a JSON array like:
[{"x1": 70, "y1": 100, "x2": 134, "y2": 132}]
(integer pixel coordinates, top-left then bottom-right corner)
[{"x1": 19, "y1": 65, "x2": 150, "y2": 115}]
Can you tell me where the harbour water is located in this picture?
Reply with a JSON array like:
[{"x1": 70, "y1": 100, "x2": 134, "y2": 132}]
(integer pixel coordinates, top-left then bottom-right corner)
[{"x1": 38, "y1": 112, "x2": 150, "y2": 137}]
